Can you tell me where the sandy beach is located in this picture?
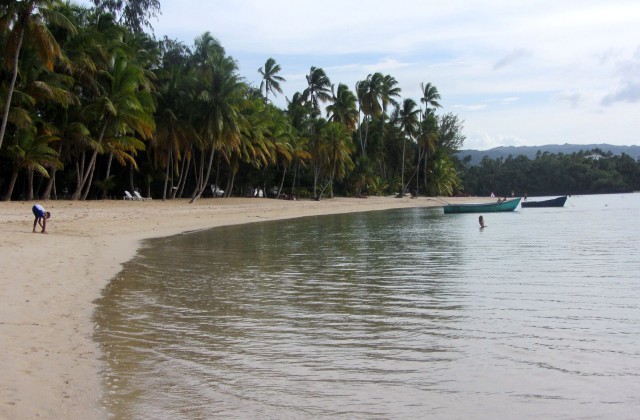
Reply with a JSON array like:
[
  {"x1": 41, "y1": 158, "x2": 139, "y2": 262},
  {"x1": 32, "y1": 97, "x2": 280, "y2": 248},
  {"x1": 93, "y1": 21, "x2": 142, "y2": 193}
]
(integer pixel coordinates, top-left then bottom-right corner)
[{"x1": 0, "y1": 195, "x2": 478, "y2": 419}]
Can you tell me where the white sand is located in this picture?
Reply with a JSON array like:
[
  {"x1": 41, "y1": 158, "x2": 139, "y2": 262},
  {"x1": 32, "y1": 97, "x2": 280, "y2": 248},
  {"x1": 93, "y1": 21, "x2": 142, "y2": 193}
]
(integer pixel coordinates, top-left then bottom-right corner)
[{"x1": 0, "y1": 196, "x2": 477, "y2": 419}]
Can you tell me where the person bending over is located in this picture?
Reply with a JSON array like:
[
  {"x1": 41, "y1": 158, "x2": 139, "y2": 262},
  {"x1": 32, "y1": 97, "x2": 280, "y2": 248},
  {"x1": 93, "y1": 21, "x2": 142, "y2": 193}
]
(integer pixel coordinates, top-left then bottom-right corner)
[{"x1": 32, "y1": 203, "x2": 51, "y2": 233}]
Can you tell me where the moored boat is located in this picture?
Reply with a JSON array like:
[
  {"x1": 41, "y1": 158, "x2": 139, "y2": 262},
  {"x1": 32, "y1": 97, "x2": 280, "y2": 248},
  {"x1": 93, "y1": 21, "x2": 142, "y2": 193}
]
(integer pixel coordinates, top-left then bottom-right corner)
[
  {"x1": 521, "y1": 196, "x2": 567, "y2": 208},
  {"x1": 443, "y1": 197, "x2": 521, "y2": 214}
]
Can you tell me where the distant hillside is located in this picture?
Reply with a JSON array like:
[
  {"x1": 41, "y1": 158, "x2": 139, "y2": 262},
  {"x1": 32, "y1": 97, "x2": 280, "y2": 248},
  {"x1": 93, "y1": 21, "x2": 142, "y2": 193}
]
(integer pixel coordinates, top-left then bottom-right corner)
[{"x1": 457, "y1": 143, "x2": 640, "y2": 165}]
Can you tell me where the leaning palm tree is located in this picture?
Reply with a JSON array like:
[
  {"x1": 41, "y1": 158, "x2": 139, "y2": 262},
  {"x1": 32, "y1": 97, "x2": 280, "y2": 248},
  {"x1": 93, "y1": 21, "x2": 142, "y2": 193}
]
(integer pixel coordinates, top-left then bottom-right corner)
[
  {"x1": 72, "y1": 53, "x2": 155, "y2": 200},
  {"x1": 258, "y1": 57, "x2": 285, "y2": 105},
  {"x1": 0, "y1": 0, "x2": 76, "y2": 150}
]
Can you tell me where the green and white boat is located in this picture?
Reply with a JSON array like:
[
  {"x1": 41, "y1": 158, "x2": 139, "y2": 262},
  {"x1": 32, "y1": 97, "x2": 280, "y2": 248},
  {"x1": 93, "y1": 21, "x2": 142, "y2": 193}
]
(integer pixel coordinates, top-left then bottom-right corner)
[{"x1": 443, "y1": 197, "x2": 521, "y2": 214}]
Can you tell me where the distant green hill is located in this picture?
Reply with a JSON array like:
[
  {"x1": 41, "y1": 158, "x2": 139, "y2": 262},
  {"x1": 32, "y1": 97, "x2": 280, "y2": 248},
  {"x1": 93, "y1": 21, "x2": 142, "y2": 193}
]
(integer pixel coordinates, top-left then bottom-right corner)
[{"x1": 457, "y1": 143, "x2": 640, "y2": 165}]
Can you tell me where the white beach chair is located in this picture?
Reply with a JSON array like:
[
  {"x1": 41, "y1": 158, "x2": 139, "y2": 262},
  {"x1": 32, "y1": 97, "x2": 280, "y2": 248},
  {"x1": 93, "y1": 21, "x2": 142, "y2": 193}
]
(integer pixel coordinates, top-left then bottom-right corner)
[
  {"x1": 210, "y1": 185, "x2": 224, "y2": 197},
  {"x1": 133, "y1": 191, "x2": 151, "y2": 201},
  {"x1": 123, "y1": 191, "x2": 136, "y2": 200}
]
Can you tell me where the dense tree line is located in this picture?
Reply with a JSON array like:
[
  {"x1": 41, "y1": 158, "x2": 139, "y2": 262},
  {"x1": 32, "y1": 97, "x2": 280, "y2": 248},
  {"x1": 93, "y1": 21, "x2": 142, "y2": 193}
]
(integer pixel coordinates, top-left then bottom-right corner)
[
  {"x1": 457, "y1": 149, "x2": 640, "y2": 197},
  {"x1": 0, "y1": 0, "x2": 466, "y2": 201}
]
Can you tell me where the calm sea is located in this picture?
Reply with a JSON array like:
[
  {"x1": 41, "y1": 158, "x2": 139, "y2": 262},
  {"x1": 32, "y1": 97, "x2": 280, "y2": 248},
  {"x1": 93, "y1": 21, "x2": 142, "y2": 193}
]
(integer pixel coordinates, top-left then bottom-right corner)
[{"x1": 95, "y1": 193, "x2": 640, "y2": 419}]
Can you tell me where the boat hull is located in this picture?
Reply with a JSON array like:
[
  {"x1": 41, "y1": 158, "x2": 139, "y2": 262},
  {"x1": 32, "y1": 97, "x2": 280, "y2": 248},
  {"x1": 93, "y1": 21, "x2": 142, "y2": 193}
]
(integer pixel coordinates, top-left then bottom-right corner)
[
  {"x1": 521, "y1": 196, "x2": 567, "y2": 208},
  {"x1": 444, "y1": 197, "x2": 521, "y2": 214}
]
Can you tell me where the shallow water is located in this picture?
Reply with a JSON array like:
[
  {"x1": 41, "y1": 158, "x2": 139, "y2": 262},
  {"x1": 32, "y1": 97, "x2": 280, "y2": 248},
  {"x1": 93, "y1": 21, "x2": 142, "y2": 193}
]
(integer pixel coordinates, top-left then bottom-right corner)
[{"x1": 95, "y1": 193, "x2": 640, "y2": 419}]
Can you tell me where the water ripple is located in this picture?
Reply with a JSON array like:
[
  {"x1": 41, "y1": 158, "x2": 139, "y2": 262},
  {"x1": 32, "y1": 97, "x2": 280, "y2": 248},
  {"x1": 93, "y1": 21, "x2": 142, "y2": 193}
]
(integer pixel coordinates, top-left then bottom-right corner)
[{"x1": 96, "y1": 194, "x2": 640, "y2": 419}]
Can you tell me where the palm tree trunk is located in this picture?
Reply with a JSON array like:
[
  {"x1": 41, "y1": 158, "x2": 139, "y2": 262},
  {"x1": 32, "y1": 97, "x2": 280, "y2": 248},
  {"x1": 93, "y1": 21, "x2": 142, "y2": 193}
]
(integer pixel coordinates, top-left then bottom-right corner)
[
  {"x1": 72, "y1": 121, "x2": 108, "y2": 200},
  {"x1": 42, "y1": 141, "x2": 63, "y2": 200},
  {"x1": 189, "y1": 150, "x2": 204, "y2": 200},
  {"x1": 174, "y1": 156, "x2": 189, "y2": 198},
  {"x1": 71, "y1": 148, "x2": 98, "y2": 199},
  {"x1": 163, "y1": 149, "x2": 171, "y2": 200},
  {"x1": 291, "y1": 161, "x2": 298, "y2": 197},
  {"x1": 228, "y1": 168, "x2": 237, "y2": 197},
  {"x1": 423, "y1": 150, "x2": 429, "y2": 194},
  {"x1": 0, "y1": 26, "x2": 25, "y2": 151},
  {"x1": 75, "y1": 155, "x2": 84, "y2": 193},
  {"x1": 362, "y1": 116, "x2": 370, "y2": 157},
  {"x1": 42, "y1": 169, "x2": 56, "y2": 200},
  {"x1": 190, "y1": 147, "x2": 215, "y2": 203},
  {"x1": 277, "y1": 166, "x2": 287, "y2": 197},
  {"x1": 2, "y1": 168, "x2": 20, "y2": 201},
  {"x1": 403, "y1": 165, "x2": 419, "y2": 196},
  {"x1": 27, "y1": 169, "x2": 35, "y2": 201},
  {"x1": 398, "y1": 140, "x2": 406, "y2": 197},
  {"x1": 100, "y1": 152, "x2": 114, "y2": 199},
  {"x1": 128, "y1": 162, "x2": 135, "y2": 193},
  {"x1": 214, "y1": 154, "x2": 221, "y2": 197},
  {"x1": 357, "y1": 105, "x2": 364, "y2": 154},
  {"x1": 81, "y1": 160, "x2": 97, "y2": 200}
]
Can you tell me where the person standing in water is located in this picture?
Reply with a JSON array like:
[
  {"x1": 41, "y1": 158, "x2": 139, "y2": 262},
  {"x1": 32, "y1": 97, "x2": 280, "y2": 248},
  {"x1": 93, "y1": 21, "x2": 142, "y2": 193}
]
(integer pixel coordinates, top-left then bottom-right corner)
[
  {"x1": 32, "y1": 203, "x2": 51, "y2": 233},
  {"x1": 479, "y1": 215, "x2": 486, "y2": 228}
]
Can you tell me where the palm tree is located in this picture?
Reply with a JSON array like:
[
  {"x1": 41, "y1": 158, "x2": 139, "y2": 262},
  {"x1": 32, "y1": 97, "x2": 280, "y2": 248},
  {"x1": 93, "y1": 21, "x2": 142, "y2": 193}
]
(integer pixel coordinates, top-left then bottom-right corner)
[
  {"x1": 355, "y1": 72, "x2": 383, "y2": 156},
  {"x1": 302, "y1": 66, "x2": 331, "y2": 117},
  {"x1": 2, "y1": 126, "x2": 62, "y2": 201},
  {"x1": 326, "y1": 83, "x2": 358, "y2": 131},
  {"x1": 428, "y1": 150, "x2": 459, "y2": 196},
  {"x1": 286, "y1": 91, "x2": 309, "y2": 132},
  {"x1": 234, "y1": 96, "x2": 272, "y2": 194},
  {"x1": 380, "y1": 74, "x2": 401, "y2": 116},
  {"x1": 0, "y1": 0, "x2": 76, "y2": 151},
  {"x1": 258, "y1": 57, "x2": 285, "y2": 105},
  {"x1": 288, "y1": 132, "x2": 311, "y2": 198},
  {"x1": 190, "y1": 50, "x2": 244, "y2": 202},
  {"x1": 282, "y1": 96, "x2": 311, "y2": 196},
  {"x1": 420, "y1": 82, "x2": 442, "y2": 112},
  {"x1": 259, "y1": 105, "x2": 295, "y2": 197},
  {"x1": 89, "y1": 0, "x2": 161, "y2": 33},
  {"x1": 72, "y1": 53, "x2": 155, "y2": 200},
  {"x1": 394, "y1": 98, "x2": 420, "y2": 196},
  {"x1": 317, "y1": 121, "x2": 354, "y2": 198},
  {"x1": 191, "y1": 32, "x2": 225, "y2": 69},
  {"x1": 150, "y1": 65, "x2": 194, "y2": 200},
  {"x1": 418, "y1": 82, "x2": 442, "y2": 195},
  {"x1": 417, "y1": 109, "x2": 439, "y2": 194}
]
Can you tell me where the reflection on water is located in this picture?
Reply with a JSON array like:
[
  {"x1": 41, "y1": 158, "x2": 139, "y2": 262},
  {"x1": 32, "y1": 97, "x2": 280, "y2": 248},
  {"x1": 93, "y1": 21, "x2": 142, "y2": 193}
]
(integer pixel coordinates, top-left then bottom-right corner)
[{"x1": 96, "y1": 194, "x2": 640, "y2": 419}]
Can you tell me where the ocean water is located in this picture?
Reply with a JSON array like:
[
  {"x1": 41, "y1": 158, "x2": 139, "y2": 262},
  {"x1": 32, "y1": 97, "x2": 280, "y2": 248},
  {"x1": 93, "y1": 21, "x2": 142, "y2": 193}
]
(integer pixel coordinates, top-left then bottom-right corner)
[{"x1": 95, "y1": 193, "x2": 640, "y2": 419}]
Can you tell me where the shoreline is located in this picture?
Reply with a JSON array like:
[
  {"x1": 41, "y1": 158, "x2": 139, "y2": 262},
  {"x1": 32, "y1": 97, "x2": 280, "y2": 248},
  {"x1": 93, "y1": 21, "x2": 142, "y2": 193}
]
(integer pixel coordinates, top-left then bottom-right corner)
[{"x1": 0, "y1": 196, "x2": 478, "y2": 419}]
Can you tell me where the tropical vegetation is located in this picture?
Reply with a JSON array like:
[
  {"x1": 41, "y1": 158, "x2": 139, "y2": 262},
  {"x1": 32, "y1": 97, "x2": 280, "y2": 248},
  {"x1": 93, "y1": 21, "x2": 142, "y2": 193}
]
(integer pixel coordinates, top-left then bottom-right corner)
[
  {"x1": 9, "y1": 1, "x2": 634, "y2": 202},
  {"x1": 457, "y1": 149, "x2": 640, "y2": 197}
]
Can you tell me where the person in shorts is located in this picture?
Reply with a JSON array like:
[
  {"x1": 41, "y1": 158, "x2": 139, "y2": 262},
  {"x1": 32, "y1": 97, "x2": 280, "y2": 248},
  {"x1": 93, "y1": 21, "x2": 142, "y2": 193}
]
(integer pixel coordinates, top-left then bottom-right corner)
[{"x1": 32, "y1": 203, "x2": 51, "y2": 233}]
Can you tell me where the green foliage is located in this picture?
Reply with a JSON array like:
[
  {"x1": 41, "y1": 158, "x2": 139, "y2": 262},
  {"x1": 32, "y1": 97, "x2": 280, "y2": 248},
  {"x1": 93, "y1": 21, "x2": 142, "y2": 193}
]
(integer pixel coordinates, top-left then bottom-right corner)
[
  {"x1": 456, "y1": 150, "x2": 640, "y2": 196},
  {"x1": 0, "y1": 3, "x2": 467, "y2": 200},
  {"x1": 91, "y1": 0, "x2": 160, "y2": 33}
]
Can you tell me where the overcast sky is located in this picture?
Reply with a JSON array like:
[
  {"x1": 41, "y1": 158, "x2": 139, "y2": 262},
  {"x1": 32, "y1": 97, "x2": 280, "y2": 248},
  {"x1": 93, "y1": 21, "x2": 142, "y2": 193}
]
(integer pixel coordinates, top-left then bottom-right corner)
[{"x1": 79, "y1": 0, "x2": 640, "y2": 150}]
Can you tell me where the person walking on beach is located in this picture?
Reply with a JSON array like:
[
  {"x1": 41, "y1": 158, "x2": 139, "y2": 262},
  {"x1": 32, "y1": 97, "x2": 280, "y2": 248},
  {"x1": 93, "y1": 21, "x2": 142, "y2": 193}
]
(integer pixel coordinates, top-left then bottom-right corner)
[
  {"x1": 479, "y1": 215, "x2": 486, "y2": 229},
  {"x1": 32, "y1": 203, "x2": 51, "y2": 233}
]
